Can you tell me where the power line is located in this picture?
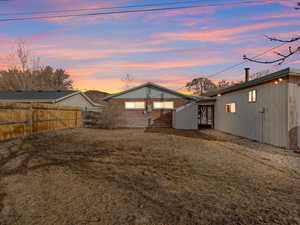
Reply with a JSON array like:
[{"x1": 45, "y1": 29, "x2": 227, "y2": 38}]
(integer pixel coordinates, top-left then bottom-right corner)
[
  {"x1": 156, "y1": 42, "x2": 291, "y2": 93},
  {"x1": 124, "y1": 42, "x2": 291, "y2": 95},
  {"x1": 0, "y1": 0, "x2": 289, "y2": 16},
  {"x1": 0, "y1": 0, "x2": 292, "y2": 88},
  {"x1": 0, "y1": 0, "x2": 286, "y2": 22},
  {"x1": 206, "y1": 42, "x2": 288, "y2": 78},
  {"x1": 0, "y1": 0, "x2": 213, "y2": 16},
  {"x1": 172, "y1": 43, "x2": 289, "y2": 90}
]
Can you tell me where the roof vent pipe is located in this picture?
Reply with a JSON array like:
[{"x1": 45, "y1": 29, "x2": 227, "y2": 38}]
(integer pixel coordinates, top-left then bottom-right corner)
[{"x1": 245, "y1": 67, "x2": 250, "y2": 82}]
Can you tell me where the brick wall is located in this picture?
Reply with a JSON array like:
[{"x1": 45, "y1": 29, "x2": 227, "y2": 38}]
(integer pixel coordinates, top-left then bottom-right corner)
[{"x1": 106, "y1": 98, "x2": 190, "y2": 128}]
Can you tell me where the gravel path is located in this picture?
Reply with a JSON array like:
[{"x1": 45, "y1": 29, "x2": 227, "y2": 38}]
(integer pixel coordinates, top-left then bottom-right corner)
[{"x1": 200, "y1": 129, "x2": 300, "y2": 173}]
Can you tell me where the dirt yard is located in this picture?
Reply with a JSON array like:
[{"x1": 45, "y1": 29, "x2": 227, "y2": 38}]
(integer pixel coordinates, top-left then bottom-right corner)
[
  {"x1": 0, "y1": 128, "x2": 300, "y2": 225},
  {"x1": 201, "y1": 129, "x2": 300, "y2": 173}
]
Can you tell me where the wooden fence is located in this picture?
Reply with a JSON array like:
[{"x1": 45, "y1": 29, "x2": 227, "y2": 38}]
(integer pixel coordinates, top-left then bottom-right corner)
[{"x1": 0, "y1": 102, "x2": 83, "y2": 141}]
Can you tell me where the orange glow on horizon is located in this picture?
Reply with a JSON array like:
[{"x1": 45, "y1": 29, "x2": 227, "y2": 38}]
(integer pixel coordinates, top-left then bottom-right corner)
[{"x1": 75, "y1": 87, "x2": 122, "y2": 94}]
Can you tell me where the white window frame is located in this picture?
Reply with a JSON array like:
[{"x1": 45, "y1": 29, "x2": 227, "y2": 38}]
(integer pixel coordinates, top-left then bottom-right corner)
[
  {"x1": 125, "y1": 101, "x2": 145, "y2": 109},
  {"x1": 153, "y1": 101, "x2": 174, "y2": 109},
  {"x1": 225, "y1": 103, "x2": 236, "y2": 113},
  {"x1": 248, "y1": 89, "x2": 256, "y2": 103}
]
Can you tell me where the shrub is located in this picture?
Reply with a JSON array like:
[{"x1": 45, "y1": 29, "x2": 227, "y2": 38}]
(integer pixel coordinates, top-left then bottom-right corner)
[{"x1": 94, "y1": 104, "x2": 125, "y2": 129}]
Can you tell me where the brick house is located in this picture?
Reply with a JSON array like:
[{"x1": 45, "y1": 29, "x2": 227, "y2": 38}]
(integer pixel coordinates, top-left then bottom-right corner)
[{"x1": 103, "y1": 82, "x2": 195, "y2": 128}]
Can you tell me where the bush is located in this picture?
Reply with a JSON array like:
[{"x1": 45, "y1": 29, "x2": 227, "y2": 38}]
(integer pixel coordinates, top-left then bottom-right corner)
[{"x1": 94, "y1": 104, "x2": 125, "y2": 129}]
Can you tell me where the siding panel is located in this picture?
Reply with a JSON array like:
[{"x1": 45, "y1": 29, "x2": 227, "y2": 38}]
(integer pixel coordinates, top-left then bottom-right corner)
[
  {"x1": 56, "y1": 94, "x2": 101, "y2": 111},
  {"x1": 287, "y1": 76, "x2": 300, "y2": 148},
  {"x1": 215, "y1": 81, "x2": 288, "y2": 148},
  {"x1": 173, "y1": 102, "x2": 198, "y2": 130}
]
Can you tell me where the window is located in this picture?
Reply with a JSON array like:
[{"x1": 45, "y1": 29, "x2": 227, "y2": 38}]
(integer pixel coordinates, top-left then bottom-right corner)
[
  {"x1": 225, "y1": 103, "x2": 236, "y2": 113},
  {"x1": 125, "y1": 102, "x2": 145, "y2": 109},
  {"x1": 153, "y1": 101, "x2": 174, "y2": 109},
  {"x1": 248, "y1": 90, "x2": 256, "y2": 102}
]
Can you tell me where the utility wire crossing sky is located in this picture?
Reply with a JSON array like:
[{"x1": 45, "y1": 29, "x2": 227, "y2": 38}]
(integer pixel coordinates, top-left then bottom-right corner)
[{"x1": 0, "y1": 0, "x2": 299, "y2": 93}]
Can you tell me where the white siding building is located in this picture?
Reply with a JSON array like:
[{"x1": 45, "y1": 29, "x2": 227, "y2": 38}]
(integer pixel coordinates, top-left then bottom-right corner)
[
  {"x1": 173, "y1": 68, "x2": 300, "y2": 149},
  {"x1": 0, "y1": 90, "x2": 103, "y2": 112}
]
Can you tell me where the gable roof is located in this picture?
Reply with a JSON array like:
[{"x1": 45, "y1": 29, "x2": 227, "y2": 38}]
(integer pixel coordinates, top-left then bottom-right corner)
[
  {"x1": 85, "y1": 90, "x2": 109, "y2": 104},
  {"x1": 0, "y1": 90, "x2": 102, "y2": 106},
  {"x1": 103, "y1": 82, "x2": 195, "y2": 100},
  {"x1": 206, "y1": 67, "x2": 300, "y2": 97}
]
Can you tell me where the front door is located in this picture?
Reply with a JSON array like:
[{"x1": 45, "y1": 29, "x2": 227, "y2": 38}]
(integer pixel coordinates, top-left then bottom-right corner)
[{"x1": 198, "y1": 105, "x2": 214, "y2": 128}]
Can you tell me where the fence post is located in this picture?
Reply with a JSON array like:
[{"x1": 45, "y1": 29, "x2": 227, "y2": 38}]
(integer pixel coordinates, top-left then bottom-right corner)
[{"x1": 28, "y1": 105, "x2": 33, "y2": 135}]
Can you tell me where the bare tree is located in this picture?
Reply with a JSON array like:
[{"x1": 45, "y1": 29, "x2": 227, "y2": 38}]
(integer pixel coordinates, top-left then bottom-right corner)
[
  {"x1": 230, "y1": 80, "x2": 244, "y2": 85},
  {"x1": 121, "y1": 74, "x2": 134, "y2": 90},
  {"x1": 0, "y1": 42, "x2": 73, "y2": 91},
  {"x1": 34, "y1": 66, "x2": 73, "y2": 90},
  {"x1": 0, "y1": 66, "x2": 73, "y2": 91},
  {"x1": 16, "y1": 41, "x2": 30, "y2": 71},
  {"x1": 186, "y1": 77, "x2": 216, "y2": 95},
  {"x1": 31, "y1": 56, "x2": 41, "y2": 71},
  {"x1": 0, "y1": 68, "x2": 29, "y2": 90},
  {"x1": 251, "y1": 69, "x2": 271, "y2": 80},
  {"x1": 243, "y1": 2, "x2": 300, "y2": 65},
  {"x1": 94, "y1": 104, "x2": 125, "y2": 129},
  {"x1": 217, "y1": 80, "x2": 230, "y2": 89}
]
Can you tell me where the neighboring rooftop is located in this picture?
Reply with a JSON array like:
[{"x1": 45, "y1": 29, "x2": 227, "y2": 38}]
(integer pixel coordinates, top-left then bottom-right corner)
[
  {"x1": 206, "y1": 67, "x2": 300, "y2": 97},
  {"x1": 0, "y1": 90, "x2": 79, "y2": 102},
  {"x1": 103, "y1": 82, "x2": 197, "y2": 100},
  {"x1": 85, "y1": 90, "x2": 109, "y2": 104}
]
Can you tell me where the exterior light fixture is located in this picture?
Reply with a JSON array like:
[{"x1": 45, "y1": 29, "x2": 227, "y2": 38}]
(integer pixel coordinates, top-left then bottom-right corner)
[
  {"x1": 217, "y1": 94, "x2": 222, "y2": 97},
  {"x1": 274, "y1": 81, "x2": 279, "y2": 85},
  {"x1": 278, "y1": 78, "x2": 283, "y2": 82}
]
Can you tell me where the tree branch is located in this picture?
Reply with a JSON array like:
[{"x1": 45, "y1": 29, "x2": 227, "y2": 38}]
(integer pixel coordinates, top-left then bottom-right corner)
[
  {"x1": 274, "y1": 51, "x2": 286, "y2": 57},
  {"x1": 243, "y1": 46, "x2": 300, "y2": 65},
  {"x1": 264, "y1": 35, "x2": 300, "y2": 43}
]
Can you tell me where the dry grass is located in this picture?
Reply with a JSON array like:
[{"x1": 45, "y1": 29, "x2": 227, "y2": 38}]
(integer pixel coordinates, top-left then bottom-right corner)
[{"x1": 0, "y1": 128, "x2": 299, "y2": 225}]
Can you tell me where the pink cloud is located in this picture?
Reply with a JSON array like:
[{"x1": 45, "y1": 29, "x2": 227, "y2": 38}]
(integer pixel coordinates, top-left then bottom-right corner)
[
  {"x1": 254, "y1": 11, "x2": 300, "y2": 20},
  {"x1": 72, "y1": 77, "x2": 124, "y2": 92},
  {"x1": 142, "y1": 0, "x2": 287, "y2": 24},
  {"x1": 131, "y1": 73, "x2": 195, "y2": 88},
  {"x1": 121, "y1": 58, "x2": 225, "y2": 69},
  {"x1": 144, "y1": 7, "x2": 214, "y2": 23},
  {"x1": 156, "y1": 20, "x2": 300, "y2": 43},
  {"x1": 35, "y1": 46, "x2": 168, "y2": 61},
  {"x1": 0, "y1": 0, "x2": 134, "y2": 26},
  {"x1": 289, "y1": 59, "x2": 300, "y2": 64},
  {"x1": 0, "y1": 32, "x2": 183, "y2": 65},
  {"x1": 67, "y1": 56, "x2": 230, "y2": 80},
  {"x1": 277, "y1": 0, "x2": 299, "y2": 7},
  {"x1": 177, "y1": 17, "x2": 215, "y2": 27},
  {"x1": 237, "y1": 46, "x2": 284, "y2": 58},
  {"x1": 68, "y1": 67, "x2": 107, "y2": 77},
  {"x1": 44, "y1": 10, "x2": 136, "y2": 26},
  {"x1": 72, "y1": 73, "x2": 196, "y2": 93}
]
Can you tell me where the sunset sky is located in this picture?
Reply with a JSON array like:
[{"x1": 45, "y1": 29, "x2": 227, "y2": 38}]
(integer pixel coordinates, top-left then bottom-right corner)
[{"x1": 0, "y1": 0, "x2": 299, "y2": 93}]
